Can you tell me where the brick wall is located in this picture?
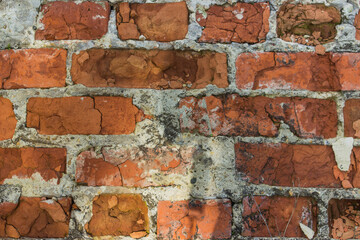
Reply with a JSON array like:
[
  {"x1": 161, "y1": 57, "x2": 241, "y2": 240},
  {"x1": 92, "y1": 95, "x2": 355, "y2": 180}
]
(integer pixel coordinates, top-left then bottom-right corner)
[{"x1": 1, "y1": 0, "x2": 360, "y2": 239}]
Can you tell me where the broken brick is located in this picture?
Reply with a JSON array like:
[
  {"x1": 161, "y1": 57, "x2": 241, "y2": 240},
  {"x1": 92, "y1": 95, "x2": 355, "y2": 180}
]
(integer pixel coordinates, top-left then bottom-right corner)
[
  {"x1": 0, "y1": 49, "x2": 67, "y2": 89},
  {"x1": 157, "y1": 199, "x2": 232, "y2": 239},
  {"x1": 71, "y1": 49, "x2": 228, "y2": 89},
  {"x1": 26, "y1": 97, "x2": 146, "y2": 135},
  {"x1": 197, "y1": 3, "x2": 270, "y2": 43},
  {"x1": 0, "y1": 97, "x2": 16, "y2": 141},
  {"x1": 36, "y1": 1, "x2": 110, "y2": 40},
  {"x1": 116, "y1": 2, "x2": 188, "y2": 41},
  {"x1": 179, "y1": 95, "x2": 337, "y2": 138},
  {"x1": 242, "y1": 196, "x2": 317, "y2": 237},
  {"x1": 76, "y1": 146, "x2": 194, "y2": 187},
  {"x1": 87, "y1": 194, "x2": 149, "y2": 237}
]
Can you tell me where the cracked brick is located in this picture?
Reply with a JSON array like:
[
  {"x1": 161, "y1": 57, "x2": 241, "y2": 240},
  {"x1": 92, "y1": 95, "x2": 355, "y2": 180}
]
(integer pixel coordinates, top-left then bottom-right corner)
[
  {"x1": 196, "y1": 3, "x2": 270, "y2": 43},
  {"x1": 116, "y1": 2, "x2": 188, "y2": 41},
  {"x1": 0, "y1": 97, "x2": 16, "y2": 141},
  {"x1": 157, "y1": 199, "x2": 232, "y2": 239},
  {"x1": 179, "y1": 95, "x2": 337, "y2": 138},
  {"x1": 242, "y1": 196, "x2": 317, "y2": 237},
  {"x1": 0, "y1": 49, "x2": 66, "y2": 89},
  {"x1": 0, "y1": 197, "x2": 72, "y2": 238},
  {"x1": 86, "y1": 194, "x2": 149, "y2": 237},
  {"x1": 71, "y1": 49, "x2": 228, "y2": 89},
  {"x1": 26, "y1": 97, "x2": 146, "y2": 135},
  {"x1": 35, "y1": 1, "x2": 110, "y2": 40},
  {"x1": 76, "y1": 146, "x2": 194, "y2": 187}
]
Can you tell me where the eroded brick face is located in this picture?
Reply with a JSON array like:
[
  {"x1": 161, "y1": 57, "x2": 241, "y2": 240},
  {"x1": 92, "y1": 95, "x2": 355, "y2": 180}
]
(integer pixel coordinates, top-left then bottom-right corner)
[
  {"x1": 236, "y1": 143, "x2": 340, "y2": 188},
  {"x1": 197, "y1": 3, "x2": 270, "y2": 43},
  {"x1": 355, "y1": 11, "x2": 360, "y2": 40},
  {"x1": 0, "y1": 197, "x2": 72, "y2": 238},
  {"x1": 179, "y1": 95, "x2": 337, "y2": 138},
  {"x1": 87, "y1": 194, "x2": 149, "y2": 237},
  {"x1": 344, "y1": 99, "x2": 360, "y2": 138},
  {"x1": 277, "y1": 4, "x2": 341, "y2": 45},
  {"x1": 157, "y1": 199, "x2": 232, "y2": 239},
  {"x1": 116, "y1": 2, "x2": 188, "y2": 41},
  {"x1": 236, "y1": 52, "x2": 360, "y2": 91},
  {"x1": 26, "y1": 97, "x2": 145, "y2": 135},
  {"x1": 0, "y1": 49, "x2": 66, "y2": 89},
  {"x1": 71, "y1": 49, "x2": 228, "y2": 89},
  {"x1": 36, "y1": 1, "x2": 110, "y2": 40},
  {"x1": 0, "y1": 98, "x2": 16, "y2": 141},
  {"x1": 242, "y1": 196, "x2": 317, "y2": 237},
  {"x1": 0, "y1": 148, "x2": 66, "y2": 184},
  {"x1": 76, "y1": 146, "x2": 194, "y2": 187}
]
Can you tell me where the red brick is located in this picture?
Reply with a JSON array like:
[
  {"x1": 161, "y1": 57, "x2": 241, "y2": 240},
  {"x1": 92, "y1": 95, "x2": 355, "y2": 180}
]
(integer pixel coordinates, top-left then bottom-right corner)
[
  {"x1": 236, "y1": 52, "x2": 360, "y2": 91},
  {"x1": 157, "y1": 199, "x2": 231, "y2": 239},
  {"x1": 86, "y1": 194, "x2": 149, "y2": 237},
  {"x1": 0, "y1": 98, "x2": 16, "y2": 141},
  {"x1": 179, "y1": 95, "x2": 337, "y2": 138},
  {"x1": 197, "y1": 3, "x2": 270, "y2": 43},
  {"x1": 116, "y1": 2, "x2": 188, "y2": 41},
  {"x1": 26, "y1": 97, "x2": 146, "y2": 135},
  {"x1": 332, "y1": 147, "x2": 360, "y2": 189},
  {"x1": 0, "y1": 197, "x2": 72, "y2": 238},
  {"x1": 242, "y1": 196, "x2": 317, "y2": 237},
  {"x1": 355, "y1": 11, "x2": 360, "y2": 40},
  {"x1": 36, "y1": 1, "x2": 110, "y2": 40},
  {"x1": 344, "y1": 99, "x2": 360, "y2": 138},
  {"x1": 236, "y1": 143, "x2": 340, "y2": 188},
  {"x1": 76, "y1": 146, "x2": 194, "y2": 187},
  {"x1": 0, "y1": 148, "x2": 66, "y2": 184},
  {"x1": 277, "y1": 4, "x2": 341, "y2": 45},
  {"x1": 0, "y1": 49, "x2": 66, "y2": 89},
  {"x1": 71, "y1": 49, "x2": 228, "y2": 89}
]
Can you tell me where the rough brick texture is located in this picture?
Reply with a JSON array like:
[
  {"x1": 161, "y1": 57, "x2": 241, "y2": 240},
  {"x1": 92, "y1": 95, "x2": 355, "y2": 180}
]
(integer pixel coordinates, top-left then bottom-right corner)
[
  {"x1": 0, "y1": 148, "x2": 66, "y2": 184},
  {"x1": 71, "y1": 49, "x2": 228, "y2": 89},
  {"x1": 36, "y1": 1, "x2": 110, "y2": 40},
  {"x1": 0, "y1": 49, "x2": 66, "y2": 89},
  {"x1": 236, "y1": 143, "x2": 340, "y2": 188},
  {"x1": 157, "y1": 199, "x2": 232, "y2": 239},
  {"x1": 116, "y1": 2, "x2": 188, "y2": 41},
  {"x1": 0, "y1": 98, "x2": 16, "y2": 141},
  {"x1": 86, "y1": 194, "x2": 149, "y2": 237},
  {"x1": 236, "y1": 52, "x2": 360, "y2": 91},
  {"x1": 242, "y1": 196, "x2": 317, "y2": 237},
  {"x1": 0, "y1": 197, "x2": 72, "y2": 238},
  {"x1": 277, "y1": 4, "x2": 341, "y2": 45},
  {"x1": 344, "y1": 99, "x2": 360, "y2": 138},
  {"x1": 76, "y1": 146, "x2": 194, "y2": 187},
  {"x1": 27, "y1": 97, "x2": 146, "y2": 135},
  {"x1": 197, "y1": 3, "x2": 270, "y2": 43},
  {"x1": 355, "y1": 11, "x2": 360, "y2": 40},
  {"x1": 179, "y1": 95, "x2": 337, "y2": 138}
]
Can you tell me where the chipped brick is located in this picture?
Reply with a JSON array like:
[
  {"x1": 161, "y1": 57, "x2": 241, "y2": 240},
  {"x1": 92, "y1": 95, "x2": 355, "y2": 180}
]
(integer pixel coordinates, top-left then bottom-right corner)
[
  {"x1": 116, "y1": 2, "x2": 188, "y2": 41},
  {"x1": 36, "y1": 1, "x2": 110, "y2": 40},
  {"x1": 242, "y1": 196, "x2": 317, "y2": 237},
  {"x1": 0, "y1": 97, "x2": 16, "y2": 141},
  {"x1": 157, "y1": 199, "x2": 232, "y2": 239},
  {"x1": 71, "y1": 49, "x2": 228, "y2": 89},
  {"x1": 87, "y1": 194, "x2": 149, "y2": 237},
  {"x1": 179, "y1": 95, "x2": 337, "y2": 138}
]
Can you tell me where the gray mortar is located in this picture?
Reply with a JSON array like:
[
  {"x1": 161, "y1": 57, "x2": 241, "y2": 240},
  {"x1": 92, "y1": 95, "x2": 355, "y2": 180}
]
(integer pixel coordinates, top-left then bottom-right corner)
[{"x1": 0, "y1": 0, "x2": 360, "y2": 239}]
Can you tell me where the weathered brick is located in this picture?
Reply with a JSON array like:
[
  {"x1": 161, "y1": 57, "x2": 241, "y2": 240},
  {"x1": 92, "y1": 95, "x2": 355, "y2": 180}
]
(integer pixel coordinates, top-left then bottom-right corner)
[
  {"x1": 355, "y1": 11, "x2": 360, "y2": 40},
  {"x1": 27, "y1": 97, "x2": 146, "y2": 135},
  {"x1": 0, "y1": 98, "x2": 16, "y2": 141},
  {"x1": 76, "y1": 146, "x2": 194, "y2": 187},
  {"x1": 242, "y1": 196, "x2": 317, "y2": 237},
  {"x1": 36, "y1": 1, "x2": 110, "y2": 40},
  {"x1": 157, "y1": 199, "x2": 232, "y2": 239},
  {"x1": 0, "y1": 49, "x2": 66, "y2": 89},
  {"x1": 179, "y1": 95, "x2": 337, "y2": 138},
  {"x1": 344, "y1": 99, "x2": 360, "y2": 138},
  {"x1": 236, "y1": 143, "x2": 340, "y2": 188},
  {"x1": 197, "y1": 3, "x2": 270, "y2": 43},
  {"x1": 277, "y1": 4, "x2": 341, "y2": 45},
  {"x1": 71, "y1": 49, "x2": 228, "y2": 89},
  {"x1": 332, "y1": 147, "x2": 360, "y2": 189},
  {"x1": 116, "y1": 2, "x2": 188, "y2": 41},
  {"x1": 0, "y1": 148, "x2": 66, "y2": 184},
  {"x1": 236, "y1": 52, "x2": 360, "y2": 91},
  {"x1": 86, "y1": 194, "x2": 149, "y2": 237},
  {"x1": 0, "y1": 197, "x2": 72, "y2": 238}
]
